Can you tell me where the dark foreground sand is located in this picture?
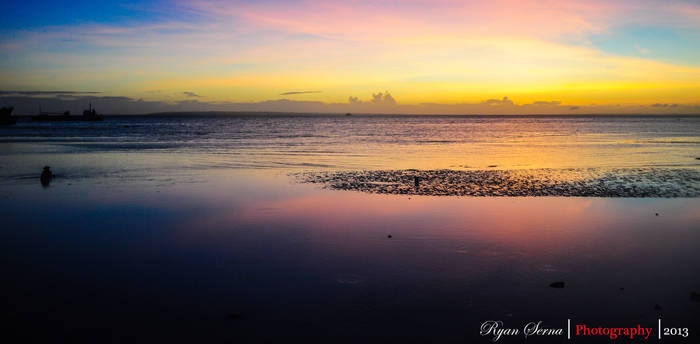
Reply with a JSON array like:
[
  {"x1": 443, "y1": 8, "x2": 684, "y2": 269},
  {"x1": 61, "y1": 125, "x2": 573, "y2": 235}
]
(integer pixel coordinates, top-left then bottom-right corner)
[
  {"x1": 3, "y1": 170, "x2": 700, "y2": 343},
  {"x1": 295, "y1": 168, "x2": 700, "y2": 197}
]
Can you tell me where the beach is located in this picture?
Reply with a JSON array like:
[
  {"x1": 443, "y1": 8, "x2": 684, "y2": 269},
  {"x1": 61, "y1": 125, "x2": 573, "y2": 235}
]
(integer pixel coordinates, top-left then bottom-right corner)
[{"x1": 2, "y1": 114, "x2": 699, "y2": 342}]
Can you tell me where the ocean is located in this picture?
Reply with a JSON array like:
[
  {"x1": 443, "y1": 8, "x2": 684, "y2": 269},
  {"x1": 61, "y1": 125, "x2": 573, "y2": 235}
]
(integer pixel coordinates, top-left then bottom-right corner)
[
  {"x1": 1, "y1": 114, "x2": 699, "y2": 343},
  {"x1": 1, "y1": 114, "x2": 699, "y2": 177}
]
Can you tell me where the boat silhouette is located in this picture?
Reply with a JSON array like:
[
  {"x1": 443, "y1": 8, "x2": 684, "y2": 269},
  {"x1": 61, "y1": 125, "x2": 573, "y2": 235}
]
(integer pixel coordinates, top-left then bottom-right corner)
[
  {"x1": 0, "y1": 106, "x2": 18, "y2": 125},
  {"x1": 32, "y1": 102, "x2": 103, "y2": 122}
]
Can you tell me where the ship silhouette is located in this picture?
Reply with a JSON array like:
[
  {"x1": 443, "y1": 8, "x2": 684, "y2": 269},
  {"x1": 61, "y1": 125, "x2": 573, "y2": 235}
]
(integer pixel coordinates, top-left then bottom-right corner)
[
  {"x1": 32, "y1": 102, "x2": 103, "y2": 121},
  {"x1": 0, "y1": 106, "x2": 18, "y2": 125}
]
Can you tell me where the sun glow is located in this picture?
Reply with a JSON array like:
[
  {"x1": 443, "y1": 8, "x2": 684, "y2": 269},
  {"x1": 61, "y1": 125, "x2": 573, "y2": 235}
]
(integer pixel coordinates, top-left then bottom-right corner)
[{"x1": 1, "y1": 0, "x2": 700, "y2": 113}]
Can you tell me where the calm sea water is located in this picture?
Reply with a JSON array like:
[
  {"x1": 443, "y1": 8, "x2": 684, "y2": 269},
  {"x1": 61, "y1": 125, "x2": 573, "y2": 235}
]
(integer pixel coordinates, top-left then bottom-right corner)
[
  {"x1": 1, "y1": 115, "x2": 699, "y2": 179},
  {"x1": 2, "y1": 115, "x2": 699, "y2": 343}
]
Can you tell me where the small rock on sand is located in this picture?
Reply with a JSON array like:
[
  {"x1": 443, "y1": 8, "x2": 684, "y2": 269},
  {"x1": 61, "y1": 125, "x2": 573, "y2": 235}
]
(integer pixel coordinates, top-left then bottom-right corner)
[{"x1": 549, "y1": 281, "x2": 565, "y2": 288}]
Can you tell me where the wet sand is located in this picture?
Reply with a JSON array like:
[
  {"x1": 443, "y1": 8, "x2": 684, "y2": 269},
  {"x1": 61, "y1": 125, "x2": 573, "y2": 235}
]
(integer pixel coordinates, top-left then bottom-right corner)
[
  {"x1": 2, "y1": 116, "x2": 699, "y2": 342},
  {"x1": 2, "y1": 170, "x2": 700, "y2": 343}
]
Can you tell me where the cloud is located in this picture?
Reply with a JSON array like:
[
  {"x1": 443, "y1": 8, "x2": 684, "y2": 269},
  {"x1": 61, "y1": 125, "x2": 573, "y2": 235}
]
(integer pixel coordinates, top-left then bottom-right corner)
[
  {"x1": 371, "y1": 91, "x2": 396, "y2": 105},
  {"x1": 2, "y1": 93, "x2": 698, "y2": 115},
  {"x1": 531, "y1": 100, "x2": 562, "y2": 106},
  {"x1": 183, "y1": 91, "x2": 202, "y2": 97},
  {"x1": 0, "y1": 90, "x2": 101, "y2": 95},
  {"x1": 280, "y1": 90, "x2": 322, "y2": 95},
  {"x1": 2, "y1": 1, "x2": 700, "y2": 110},
  {"x1": 636, "y1": 46, "x2": 651, "y2": 54},
  {"x1": 483, "y1": 96, "x2": 514, "y2": 106},
  {"x1": 348, "y1": 91, "x2": 395, "y2": 105}
]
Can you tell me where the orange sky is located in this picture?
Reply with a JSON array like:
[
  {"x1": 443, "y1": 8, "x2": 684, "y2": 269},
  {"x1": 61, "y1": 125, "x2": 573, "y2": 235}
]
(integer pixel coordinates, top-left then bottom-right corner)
[{"x1": 1, "y1": 0, "x2": 700, "y2": 114}]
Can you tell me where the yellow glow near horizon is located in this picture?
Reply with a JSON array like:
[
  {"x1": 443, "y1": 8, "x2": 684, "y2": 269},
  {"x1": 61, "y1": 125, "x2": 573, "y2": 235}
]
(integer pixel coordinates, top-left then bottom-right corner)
[{"x1": 2, "y1": 0, "x2": 700, "y2": 113}]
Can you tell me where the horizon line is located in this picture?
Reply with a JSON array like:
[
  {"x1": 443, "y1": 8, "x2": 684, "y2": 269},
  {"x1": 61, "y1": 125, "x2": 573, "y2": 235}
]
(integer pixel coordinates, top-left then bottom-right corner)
[{"x1": 11, "y1": 111, "x2": 700, "y2": 117}]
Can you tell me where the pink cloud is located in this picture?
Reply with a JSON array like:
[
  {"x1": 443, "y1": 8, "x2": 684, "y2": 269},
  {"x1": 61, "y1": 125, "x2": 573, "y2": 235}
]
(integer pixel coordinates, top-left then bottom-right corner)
[
  {"x1": 174, "y1": 0, "x2": 700, "y2": 45},
  {"x1": 175, "y1": 0, "x2": 625, "y2": 41}
]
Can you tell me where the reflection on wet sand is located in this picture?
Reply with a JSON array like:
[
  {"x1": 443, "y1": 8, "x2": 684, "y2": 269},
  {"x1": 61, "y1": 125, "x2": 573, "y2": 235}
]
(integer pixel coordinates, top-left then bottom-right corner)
[
  {"x1": 2, "y1": 170, "x2": 700, "y2": 342},
  {"x1": 1, "y1": 113, "x2": 699, "y2": 342}
]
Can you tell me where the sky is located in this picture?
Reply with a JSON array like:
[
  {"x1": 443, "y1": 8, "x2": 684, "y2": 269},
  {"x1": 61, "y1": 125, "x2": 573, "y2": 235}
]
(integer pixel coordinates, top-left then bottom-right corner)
[{"x1": 1, "y1": 0, "x2": 700, "y2": 114}]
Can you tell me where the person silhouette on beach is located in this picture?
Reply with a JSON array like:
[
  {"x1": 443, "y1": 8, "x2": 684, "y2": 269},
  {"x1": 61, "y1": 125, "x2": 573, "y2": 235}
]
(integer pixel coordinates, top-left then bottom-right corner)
[{"x1": 40, "y1": 166, "x2": 53, "y2": 187}]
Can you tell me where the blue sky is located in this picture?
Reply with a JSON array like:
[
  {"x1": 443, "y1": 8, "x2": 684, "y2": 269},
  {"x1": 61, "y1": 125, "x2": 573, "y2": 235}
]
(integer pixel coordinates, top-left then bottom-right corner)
[
  {"x1": 590, "y1": 25, "x2": 700, "y2": 66},
  {"x1": 1, "y1": 1, "x2": 152, "y2": 29},
  {"x1": 1, "y1": 0, "x2": 699, "y2": 114}
]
